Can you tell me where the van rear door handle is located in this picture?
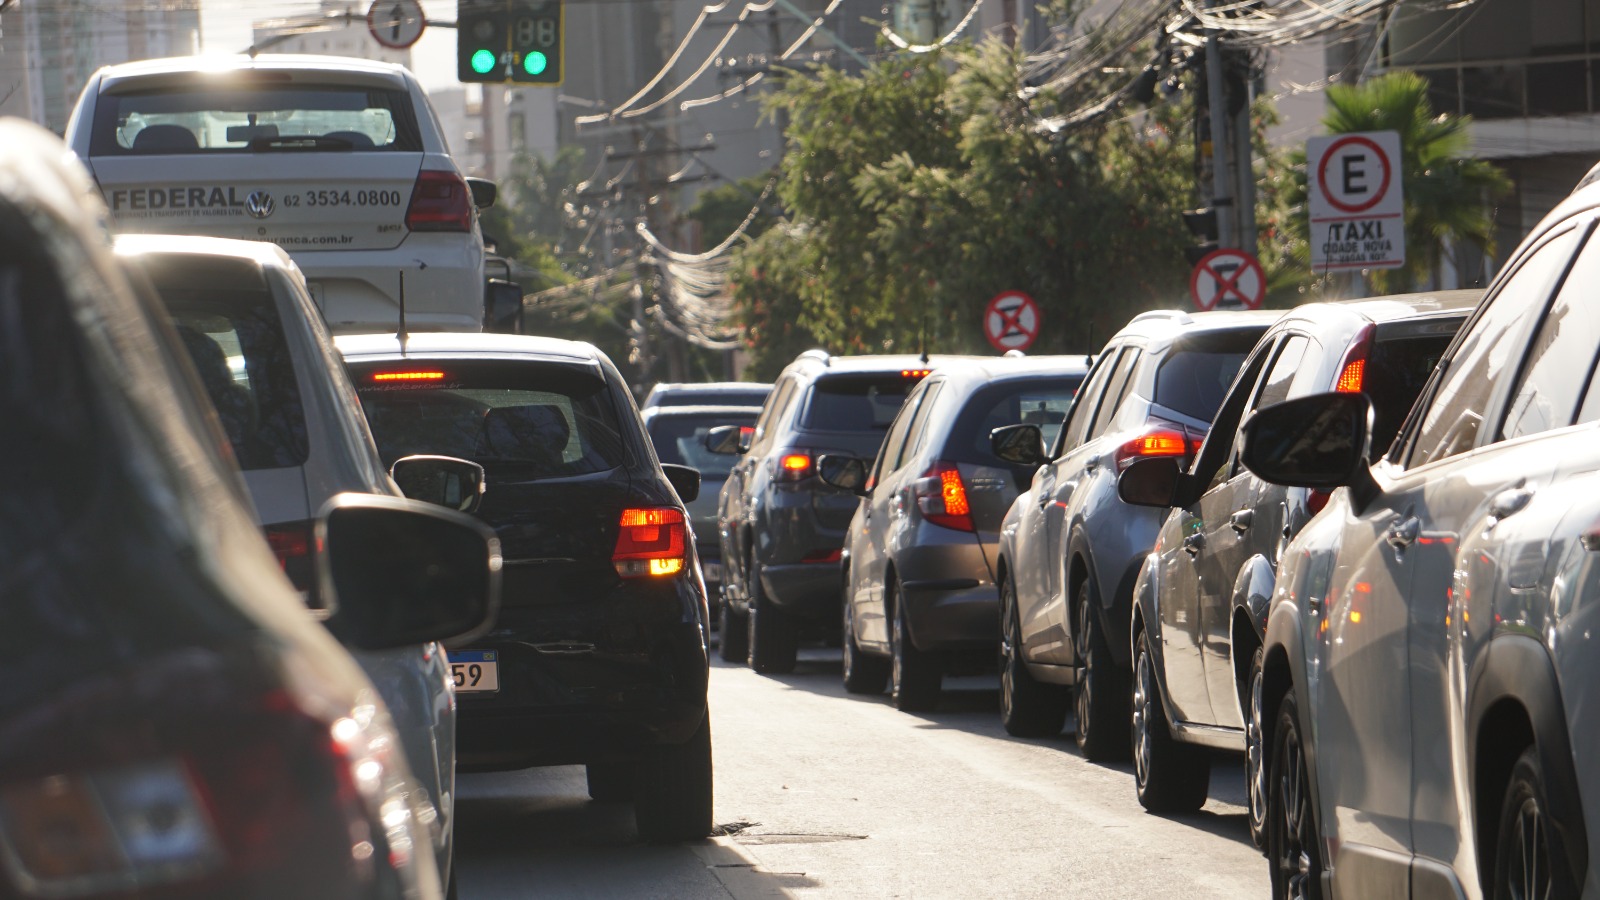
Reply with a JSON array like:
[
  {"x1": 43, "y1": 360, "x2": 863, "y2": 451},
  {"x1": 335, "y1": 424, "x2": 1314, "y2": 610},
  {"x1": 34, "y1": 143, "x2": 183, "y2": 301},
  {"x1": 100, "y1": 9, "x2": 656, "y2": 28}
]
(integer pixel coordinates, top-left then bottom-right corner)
[
  {"x1": 1489, "y1": 486, "x2": 1534, "y2": 522},
  {"x1": 1230, "y1": 509, "x2": 1253, "y2": 533},
  {"x1": 1386, "y1": 516, "x2": 1420, "y2": 550},
  {"x1": 1183, "y1": 533, "x2": 1206, "y2": 556}
]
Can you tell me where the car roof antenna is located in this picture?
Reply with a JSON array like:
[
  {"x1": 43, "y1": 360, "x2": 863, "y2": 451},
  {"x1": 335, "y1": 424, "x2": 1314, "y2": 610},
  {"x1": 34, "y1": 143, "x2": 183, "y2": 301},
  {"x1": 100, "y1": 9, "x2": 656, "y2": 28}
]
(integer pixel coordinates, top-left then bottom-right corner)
[{"x1": 396, "y1": 269, "x2": 409, "y2": 354}]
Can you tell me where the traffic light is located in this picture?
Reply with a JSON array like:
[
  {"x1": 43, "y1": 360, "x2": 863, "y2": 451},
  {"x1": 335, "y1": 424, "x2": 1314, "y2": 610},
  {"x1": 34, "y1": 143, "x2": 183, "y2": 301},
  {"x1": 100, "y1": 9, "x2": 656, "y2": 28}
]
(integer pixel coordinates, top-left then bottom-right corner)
[
  {"x1": 1182, "y1": 207, "x2": 1218, "y2": 267},
  {"x1": 456, "y1": 1, "x2": 562, "y2": 85},
  {"x1": 457, "y1": 0, "x2": 507, "y2": 83}
]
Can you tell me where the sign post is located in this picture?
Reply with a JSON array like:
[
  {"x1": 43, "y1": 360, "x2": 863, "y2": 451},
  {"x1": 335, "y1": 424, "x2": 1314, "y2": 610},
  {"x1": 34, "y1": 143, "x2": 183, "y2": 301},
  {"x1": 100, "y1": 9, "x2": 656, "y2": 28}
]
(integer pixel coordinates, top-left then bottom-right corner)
[
  {"x1": 984, "y1": 291, "x2": 1041, "y2": 353},
  {"x1": 1307, "y1": 130, "x2": 1405, "y2": 272},
  {"x1": 1189, "y1": 248, "x2": 1266, "y2": 311},
  {"x1": 367, "y1": 0, "x2": 427, "y2": 49}
]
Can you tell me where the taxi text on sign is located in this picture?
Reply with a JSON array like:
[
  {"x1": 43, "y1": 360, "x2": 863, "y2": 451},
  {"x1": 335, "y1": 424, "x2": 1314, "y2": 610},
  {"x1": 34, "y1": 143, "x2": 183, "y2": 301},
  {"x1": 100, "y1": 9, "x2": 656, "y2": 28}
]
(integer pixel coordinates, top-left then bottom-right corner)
[{"x1": 1307, "y1": 130, "x2": 1405, "y2": 271}]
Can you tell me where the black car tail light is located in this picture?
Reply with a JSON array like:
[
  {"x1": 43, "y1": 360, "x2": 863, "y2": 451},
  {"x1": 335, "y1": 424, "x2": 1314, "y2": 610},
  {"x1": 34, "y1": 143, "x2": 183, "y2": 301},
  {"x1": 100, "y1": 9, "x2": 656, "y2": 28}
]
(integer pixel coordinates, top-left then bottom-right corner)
[
  {"x1": 613, "y1": 507, "x2": 688, "y2": 578},
  {"x1": 912, "y1": 462, "x2": 975, "y2": 532},
  {"x1": 405, "y1": 169, "x2": 473, "y2": 233},
  {"x1": 263, "y1": 519, "x2": 317, "y2": 597},
  {"x1": 775, "y1": 451, "x2": 812, "y2": 482}
]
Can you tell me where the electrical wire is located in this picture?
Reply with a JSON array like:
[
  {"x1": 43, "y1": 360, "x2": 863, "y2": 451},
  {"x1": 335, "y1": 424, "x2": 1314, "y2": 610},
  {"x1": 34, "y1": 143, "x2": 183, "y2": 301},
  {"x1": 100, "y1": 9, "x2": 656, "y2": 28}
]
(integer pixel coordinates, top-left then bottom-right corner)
[{"x1": 880, "y1": 0, "x2": 989, "y2": 53}]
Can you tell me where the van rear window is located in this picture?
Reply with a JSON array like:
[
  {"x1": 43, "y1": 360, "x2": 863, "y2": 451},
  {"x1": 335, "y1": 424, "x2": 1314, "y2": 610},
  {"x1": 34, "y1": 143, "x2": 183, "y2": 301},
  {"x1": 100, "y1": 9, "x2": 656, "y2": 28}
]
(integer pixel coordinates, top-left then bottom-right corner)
[
  {"x1": 1153, "y1": 329, "x2": 1267, "y2": 423},
  {"x1": 92, "y1": 86, "x2": 422, "y2": 154},
  {"x1": 801, "y1": 374, "x2": 921, "y2": 432}
]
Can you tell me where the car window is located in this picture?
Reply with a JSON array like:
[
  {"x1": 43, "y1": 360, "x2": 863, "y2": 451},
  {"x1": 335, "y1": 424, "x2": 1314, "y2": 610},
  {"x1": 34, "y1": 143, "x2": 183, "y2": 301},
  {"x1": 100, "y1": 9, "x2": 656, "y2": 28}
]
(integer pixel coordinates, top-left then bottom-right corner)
[
  {"x1": 1189, "y1": 339, "x2": 1276, "y2": 491},
  {"x1": 657, "y1": 388, "x2": 770, "y2": 408},
  {"x1": 1501, "y1": 229, "x2": 1600, "y2": 440},
  {"x1": 1255, "y1": 335, "x2": 1309, "y2": 411},
  {"x1": 871, "y1": 388, "x2": 925, "y2": 486},
  {"x1": 348, "y1": 360, "x2": 627, "y2": 478},
  {"x1": 90, "y1": 85, "x2": 424, "y2": 155},
  {"x1": 128, "y1": 253, "x2": 311, "y2": 471},
  {"x1": 895, "y1": 382, "x2": 945, "y2": 471},
  {"x1": 1087, "y1": 349, "x2": 1141, "y2": 440},
  {"x1": 1152, "y1": 329, "x2": 1263, "y2": 423},
  {"x1": 1365, "y1": 330, "x2": 1456, "y2": 453},
  {"x1": 1056, "y1": 348, "x2": 1120, "y2": 455},
  {"x1": 755, "y1": 377, "x2": 796, "y2": 445},
  {"x1": 801, "y1": 373, "x2": 920, "y2": 432},
  {"x1": 1410, "y1": 227, "x2": 1581, "y2": 466},
  {"x1": 950, "y1": 376, "x2": 1083, "y2": 464},
  {"x1": 648, "y1": 414, "x2": 756, "y2": 478}
]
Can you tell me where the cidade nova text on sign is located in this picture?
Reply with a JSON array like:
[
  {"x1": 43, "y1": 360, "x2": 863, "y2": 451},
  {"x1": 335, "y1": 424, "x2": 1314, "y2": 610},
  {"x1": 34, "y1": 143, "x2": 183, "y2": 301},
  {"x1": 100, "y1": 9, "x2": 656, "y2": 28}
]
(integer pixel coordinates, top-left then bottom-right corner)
[{"x1": 1319, "y1": 219, "x2": 1396, "y2": 267}]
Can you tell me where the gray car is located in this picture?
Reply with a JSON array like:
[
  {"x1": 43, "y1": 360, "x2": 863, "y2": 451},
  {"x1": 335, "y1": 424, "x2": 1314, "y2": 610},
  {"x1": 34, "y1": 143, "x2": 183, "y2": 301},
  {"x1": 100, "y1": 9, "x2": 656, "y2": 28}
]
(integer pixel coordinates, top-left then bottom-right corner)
[
  {"x1": 642, "y1": 381, "x2": 772, "y2": 411},
  {"x1": 991, "y1": 309, "x2": 1277, "y2": 758},
  {"x1": 116, "y1": 234, "x2": 476, "y2": 891},
  {"x1": 1240, "y1": 167, "x2": 1600, "y2": 899},
  {"x1": 821, "y1": 357, "x2": 1087, "y2": 711},
  {"x1": 1114, "y1": 292, "x2": 1475, "y2": 835}
]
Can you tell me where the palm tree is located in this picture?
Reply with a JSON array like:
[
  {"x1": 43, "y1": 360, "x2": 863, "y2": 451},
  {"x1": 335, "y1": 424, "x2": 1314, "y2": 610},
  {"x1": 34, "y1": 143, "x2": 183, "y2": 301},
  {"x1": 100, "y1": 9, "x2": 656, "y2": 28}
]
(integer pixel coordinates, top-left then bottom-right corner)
[{"x1": 1319, "y1": 71, "x2": 1511, "y2": 292}]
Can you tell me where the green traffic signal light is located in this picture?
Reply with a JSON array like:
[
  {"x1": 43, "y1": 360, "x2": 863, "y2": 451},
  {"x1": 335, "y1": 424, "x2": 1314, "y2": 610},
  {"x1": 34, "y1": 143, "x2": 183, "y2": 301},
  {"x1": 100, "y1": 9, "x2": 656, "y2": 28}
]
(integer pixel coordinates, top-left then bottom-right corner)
[
  {"x1": 523, "y1": 51, "x2": 548, "y2": 76},
  {"x1": 471, "y1": 49, "x2": 497, "y2": 75}
]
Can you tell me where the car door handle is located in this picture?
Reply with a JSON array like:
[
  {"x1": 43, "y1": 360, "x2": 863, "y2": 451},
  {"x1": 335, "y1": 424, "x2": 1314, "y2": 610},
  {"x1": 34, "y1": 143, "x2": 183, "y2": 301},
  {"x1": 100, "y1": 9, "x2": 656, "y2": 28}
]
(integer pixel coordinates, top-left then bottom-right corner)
[
  {"x1": 1386, "y1": 516, "x2": 1421, "y2": 550},
  {"x1": 1229, "y1": 509, "x2": 1253, "y2": 533},
  {"x1": 1083, "y1": 456, "x2": 1100, "y2": 472},
  {"x1": 1183, "y1": 533, "x2": 1206, "y2": 556},
  {"x1": 1489, "y1": 486, "x2": 1534, "y2": 521}
]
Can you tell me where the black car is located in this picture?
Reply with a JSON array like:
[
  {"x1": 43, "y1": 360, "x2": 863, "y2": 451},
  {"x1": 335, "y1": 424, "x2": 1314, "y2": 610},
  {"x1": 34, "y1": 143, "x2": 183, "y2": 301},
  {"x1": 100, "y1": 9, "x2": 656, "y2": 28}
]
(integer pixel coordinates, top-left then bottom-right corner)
[
  {"x1": 0, "y1": 119, "x2": 498, "y2": 900},
  {"x1": 337, "y1": 332, "x2": 714, "y2": 841}
]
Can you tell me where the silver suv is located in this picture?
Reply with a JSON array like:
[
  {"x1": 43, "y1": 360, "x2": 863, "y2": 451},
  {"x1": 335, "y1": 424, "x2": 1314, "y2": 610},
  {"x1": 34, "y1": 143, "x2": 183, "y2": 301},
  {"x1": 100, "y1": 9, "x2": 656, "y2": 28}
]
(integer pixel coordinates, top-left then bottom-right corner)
[{"x1": 1241, "y1": 167, "x2": 1600, "y2": 899}]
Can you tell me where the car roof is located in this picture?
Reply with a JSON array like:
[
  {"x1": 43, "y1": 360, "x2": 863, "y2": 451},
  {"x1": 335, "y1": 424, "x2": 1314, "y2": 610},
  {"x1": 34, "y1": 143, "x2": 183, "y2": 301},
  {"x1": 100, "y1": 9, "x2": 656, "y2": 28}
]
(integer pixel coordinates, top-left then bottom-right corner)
[
  {"x1": 1109, "y1": 308, "x2": 1284, "y2": 347},
  {"x1": 113, "y1": 233, "x2": 298, "y2": 269},
  {"x1": 925, "y1": 355, "x2": 1092, "y2": 387},
  {"x1": 650, "y1": 382, "x2": 771, "y2": 394},
  {"x1": 643, "y1": 404, "x2": 764, "y2": 419},
  {"x1": 334, "y1": 331, "x2": 604, "y2": 365},
  {"x1": 93, "y1": 54, "x2": 413, "y2": 92},
  {"x1": 785, "y1": 352, "x2": 984, "y2": 378},
  {"x1": 1281, "y1": 289, "x2": 1482, "y2": 327}
]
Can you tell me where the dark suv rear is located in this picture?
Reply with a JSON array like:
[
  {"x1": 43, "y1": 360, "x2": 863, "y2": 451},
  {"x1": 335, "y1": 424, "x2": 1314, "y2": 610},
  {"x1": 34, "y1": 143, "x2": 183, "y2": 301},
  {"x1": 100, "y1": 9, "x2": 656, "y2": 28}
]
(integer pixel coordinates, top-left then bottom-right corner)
[{"x1": 712, "y1": 351, "x2": 972, "y2": 673}]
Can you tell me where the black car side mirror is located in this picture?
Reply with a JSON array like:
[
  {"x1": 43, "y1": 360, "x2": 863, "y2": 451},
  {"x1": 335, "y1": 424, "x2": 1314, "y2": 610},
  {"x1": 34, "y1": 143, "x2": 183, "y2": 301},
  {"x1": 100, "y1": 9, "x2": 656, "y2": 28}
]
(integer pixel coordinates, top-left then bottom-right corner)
[
  {"x1": 1240, "y1": 392, "x2": 1377, "y2": 502},
  {"x1": 391, "y1": 455, "x2": 486, "y2": 514},
  {"x1": 317, "y1": 494, "x2": 501, "y2": 651},
  {"x1": 661, "y1": 463, "x2": 701, "y2": 503},
  {"x1": 817, "y1": 454, "x2": 869, "y2": 496},
  {"x1": 991, "y1": 423, "x2": 1046, "y2": 466},
  {"x1": 1117, "y1": 456, "x2": 1183, "y2": 508},
  {"x1": 705, "y1": 424, "x2": 752, "y2": 455},
  {"x1": 465, "y1": 176, "x2": 498, "y2": 209}
]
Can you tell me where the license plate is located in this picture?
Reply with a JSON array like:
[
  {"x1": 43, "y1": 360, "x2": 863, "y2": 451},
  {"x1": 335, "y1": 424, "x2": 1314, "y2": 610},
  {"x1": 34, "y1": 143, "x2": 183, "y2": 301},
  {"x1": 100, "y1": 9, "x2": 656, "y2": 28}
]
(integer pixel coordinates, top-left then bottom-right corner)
[
  {"x1": 448, "y1": 650, "x2": 499, "y2": 693},
  {"x1": 702, "y1": 560, "x2": 722, "y2": 583}
]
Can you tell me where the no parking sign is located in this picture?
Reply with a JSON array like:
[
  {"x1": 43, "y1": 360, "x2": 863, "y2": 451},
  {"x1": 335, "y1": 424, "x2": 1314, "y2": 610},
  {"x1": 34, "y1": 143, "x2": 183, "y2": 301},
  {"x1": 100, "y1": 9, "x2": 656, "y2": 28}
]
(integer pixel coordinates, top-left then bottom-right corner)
[{"x1": 985, "y1": 291, "x2": 1041, "y2": 352}]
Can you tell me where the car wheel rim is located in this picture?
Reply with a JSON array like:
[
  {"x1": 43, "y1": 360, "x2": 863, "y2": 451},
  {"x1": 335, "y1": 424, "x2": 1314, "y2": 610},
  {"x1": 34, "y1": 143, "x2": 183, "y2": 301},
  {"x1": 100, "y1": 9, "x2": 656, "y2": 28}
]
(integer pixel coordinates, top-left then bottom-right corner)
[
  {"x1": 1506, "y1": 795, "x2": 1551, "y2": 900},
  {"x1": 1248, "y1": 652, "x2": 1266, "y2": 837},
  {"x1": 1132, "y1": 641, "x2": 1153, "y2": 789},
  {"x1": 891, "y1": 604, "x2": 904, "y2": 696},
  {"x1": 842, "y1": 600, "x2": 855, "y2": 680},
  {"x1": 1075, "y1": 604, "x2": 1091, "y2": 739},
  {"x1": 1276, "y1": 722, "x2": 1314, "y2": 900},
  {"x1": 999, "y1": 589, "x2": 1016, "y2": 718}
]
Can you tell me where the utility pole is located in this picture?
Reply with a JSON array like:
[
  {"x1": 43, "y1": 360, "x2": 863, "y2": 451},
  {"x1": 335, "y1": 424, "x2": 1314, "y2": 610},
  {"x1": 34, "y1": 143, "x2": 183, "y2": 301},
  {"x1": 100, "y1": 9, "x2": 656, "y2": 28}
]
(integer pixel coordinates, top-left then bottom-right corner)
[{"x1": 1203, "y1": 26, "x2": 1235, "y2": 253}]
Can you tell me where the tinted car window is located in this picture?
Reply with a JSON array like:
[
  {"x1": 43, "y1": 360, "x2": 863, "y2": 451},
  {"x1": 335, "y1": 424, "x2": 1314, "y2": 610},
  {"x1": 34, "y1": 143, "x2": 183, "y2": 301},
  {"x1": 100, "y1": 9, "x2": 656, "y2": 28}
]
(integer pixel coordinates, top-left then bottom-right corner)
[
  {"x1": 755, "y1": 377, "x2": 796, "y2": 444},
  {"x1": 1089, "y1": 350, "x2": 1140, "y2": 439},
  {"x1": 1367, "y1": 332, "x2": 1454, "y2": 452},
  {"x1": 91, "y1": 86, "x2": 423, "y2": 154},
  {"x1": 871, "y1": 389, "x2": 925, "y2": 485},
  {"x1": 1153, "y1": 330, "x2": 1262, "y2": 422},
  {"x1": 129, "y1": 254, "x2": 310, "y2": 471},
  {"x1": 897, "y1": 382, "x2": 945, "y2": 470},
  {"x1": 656, "y1": 388, "x2": 770, "y2": 408},
  {"x1": 801, "y1": 373, "x2": 919, "y2": 431},
  {"x1": 349, "y1": 361, "x2": 626, "y2": 477},
  {"x1": 1255, "y1": 335, "x2": 1309, "y2": 411},
  {"x1": 1057, "y1": 349, "x2": 1120, "y2": 454},
  {"x1": 1501, "y1": 236, "x2": 1600, "y2": 440},
  {"x1": 950, "y1": 377, "x2": 1083, "y2": 463},
  {"x1": 649, "y1": 414, "x2": 755, "y2": 478}
]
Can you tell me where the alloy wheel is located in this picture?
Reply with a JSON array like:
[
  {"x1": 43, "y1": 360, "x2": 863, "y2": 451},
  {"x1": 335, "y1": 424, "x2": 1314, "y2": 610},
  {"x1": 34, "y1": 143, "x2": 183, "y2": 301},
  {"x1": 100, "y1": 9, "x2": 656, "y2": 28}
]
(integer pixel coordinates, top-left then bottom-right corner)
[
  {"x1": 1275, "y1": 718, "x2": 1315, "y2": 900},
  {"x1": 1075, "y1": 603, "x2": 1092, "y2": 736},
  {"x1": 1247, "y1": 647, "x2": 1267, "y2": 847},
  {"x1": 999, "y1": 589, "x2": 1018, "y2": 721},
  {"x1": 1132, "y1": 641, "x2": 1154, "y2": 790},
  {"x1": 1504, "y1": 795, "x2": 1552, "y2": 900}
]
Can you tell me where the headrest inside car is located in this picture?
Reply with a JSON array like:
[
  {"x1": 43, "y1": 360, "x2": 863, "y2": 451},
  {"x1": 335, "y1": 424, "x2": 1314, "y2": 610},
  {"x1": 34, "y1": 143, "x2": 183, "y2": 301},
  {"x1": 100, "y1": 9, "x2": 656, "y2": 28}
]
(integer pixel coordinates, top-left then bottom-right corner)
[{"x1": 131, "y1": 124, "x2": 199, "y2": 152}]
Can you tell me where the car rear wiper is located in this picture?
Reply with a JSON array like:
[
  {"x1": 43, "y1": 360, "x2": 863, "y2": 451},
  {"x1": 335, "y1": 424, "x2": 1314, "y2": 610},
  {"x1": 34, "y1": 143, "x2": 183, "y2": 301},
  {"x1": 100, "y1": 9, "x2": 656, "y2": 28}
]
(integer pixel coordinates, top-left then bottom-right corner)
[{"x1": 248, "y1": 135, "x2": 355, "y2": 152}]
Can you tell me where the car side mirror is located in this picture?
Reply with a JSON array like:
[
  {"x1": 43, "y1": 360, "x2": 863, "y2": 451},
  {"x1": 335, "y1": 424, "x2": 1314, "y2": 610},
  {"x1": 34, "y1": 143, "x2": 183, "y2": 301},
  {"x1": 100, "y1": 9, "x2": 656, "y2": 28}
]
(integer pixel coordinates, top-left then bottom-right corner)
[
  {"x1": 317, "y1": 494, "x2": 501, "y2": 651},
  {"x1": 484, "y1": 279, "x2": 523, "y2": 333},
  {"x1": 1117, "y1": 456, "x2": 1183, "y2": 508},
  {"x1": 1241, "y1": 392, "x2": 1376, "y2": 494},
  {"x1": 391, "y1": 455, "x2": 486, "y2": 514},
  {"x1": 817, "y1": 454, "x2": 869, "y2": 496},
  {"x1": 465, "y1": 176, "x2": 497, "y2": 209},
  {"x1": 991, "y1": 423, "x2": 1046, "y2": 466},
  {"x1": 661, "y1": 463, "x2": 701, "y2": 503},
  {"x1": 705, "y1": 424, "x2": 752, "y2": 455}
]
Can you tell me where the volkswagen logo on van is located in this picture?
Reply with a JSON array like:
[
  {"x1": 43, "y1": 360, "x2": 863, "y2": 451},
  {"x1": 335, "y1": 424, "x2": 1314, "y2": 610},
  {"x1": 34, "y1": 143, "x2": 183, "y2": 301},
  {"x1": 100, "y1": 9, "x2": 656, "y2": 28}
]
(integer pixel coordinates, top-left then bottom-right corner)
[{"x1": 244, "y1": 190, "x2": 275, "y2": 219}]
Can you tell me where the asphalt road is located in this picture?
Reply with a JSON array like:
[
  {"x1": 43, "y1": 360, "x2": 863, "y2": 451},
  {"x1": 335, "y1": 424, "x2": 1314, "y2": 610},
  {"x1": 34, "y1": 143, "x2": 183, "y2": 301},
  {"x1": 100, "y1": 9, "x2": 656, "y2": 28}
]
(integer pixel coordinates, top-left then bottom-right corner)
[{"x1": 454, "y1": 648, "x2": 1270, "y2": 898}]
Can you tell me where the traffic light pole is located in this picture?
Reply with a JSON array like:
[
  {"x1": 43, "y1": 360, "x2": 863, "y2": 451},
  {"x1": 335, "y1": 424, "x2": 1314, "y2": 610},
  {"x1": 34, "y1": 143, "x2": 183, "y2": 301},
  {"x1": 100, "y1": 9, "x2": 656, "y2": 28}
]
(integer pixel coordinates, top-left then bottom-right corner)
[{"x1": 1203, "y1": 27, "x2": 1235, "y2": 253}]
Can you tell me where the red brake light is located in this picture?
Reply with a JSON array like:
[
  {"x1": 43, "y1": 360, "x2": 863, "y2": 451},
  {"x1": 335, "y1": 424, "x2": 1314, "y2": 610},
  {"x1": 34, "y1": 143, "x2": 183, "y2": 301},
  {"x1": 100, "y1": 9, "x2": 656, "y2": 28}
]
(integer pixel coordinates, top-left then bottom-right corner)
[
  {"x1": 801, "y1": 547, "x2": 843, "y2": 563},
  {"x1": 776, "y1": 452, "x2": 812, "y2": 481},
  {"x1": 914, "y1": 463, "x2": 975, "y2": 532},
  {"x1": 1306, "y1": 488, "x2": 1331, "y2": 517},
  {"x1": 901, "y1": 369, "x2": 932, "y2": 378},
  {"x1": 372, "y1": 371, "x2": 445, "y2": 382},
  {"x1": 263, "y1": 520, "x2": 317, "y2": 595},
  {"x1": 1333, "y1": 323, "x2": 1376, "y2": 394},
  {"x1": 613, "y1": 507, "x2": 687, "y2": 577},
  {"x1": 1114, "y1": 429, "x2": 1193, "y2": 471},
  {"x1": 405, "y1": 169, "x2": 473, "y2": 233}
]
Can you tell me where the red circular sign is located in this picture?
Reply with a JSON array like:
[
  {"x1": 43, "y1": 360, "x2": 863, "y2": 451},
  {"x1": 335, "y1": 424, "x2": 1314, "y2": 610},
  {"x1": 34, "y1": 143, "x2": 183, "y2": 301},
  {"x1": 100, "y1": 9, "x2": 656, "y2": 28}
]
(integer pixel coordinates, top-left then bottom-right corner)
[
  {"x1": 985, "y1": 291, "x2": 1041, "y2": 352},
  {"x1": 1189, "y1": 249, "x2": 1266, "y2": 311},
  {"x1": 367, "y1": 0, "x2": 427, "y2": 50},
  {"x1": 1316, "y1": 135, "x2": 1392, "y2": 215}
]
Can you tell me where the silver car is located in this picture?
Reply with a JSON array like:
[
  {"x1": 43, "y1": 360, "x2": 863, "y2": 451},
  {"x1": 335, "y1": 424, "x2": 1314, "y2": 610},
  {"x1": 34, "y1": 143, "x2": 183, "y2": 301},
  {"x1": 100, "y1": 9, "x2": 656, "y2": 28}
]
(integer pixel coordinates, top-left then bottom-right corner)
[
  {"x1": 821, "y1": 357, "x2": 1086, "y2": 711},
  {"x1": 1241, "y1": 168, "x2": 1600, "y2": 899},
  {"x1": 117, "y1": 235, "x2": 472, "y2": 891}
]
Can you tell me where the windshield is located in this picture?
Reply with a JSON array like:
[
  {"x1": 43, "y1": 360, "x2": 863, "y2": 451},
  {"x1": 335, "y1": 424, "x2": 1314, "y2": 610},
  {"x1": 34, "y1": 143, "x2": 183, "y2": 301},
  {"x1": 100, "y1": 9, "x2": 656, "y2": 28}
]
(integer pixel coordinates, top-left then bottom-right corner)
[
  {"x1": 648, "y1": 413, "x2": 758, "y2": 478},
  {"x1": 800, "y1": 374, "x2": 921, "y2": 432},
  {"x1": 92, "y1": 86, "x2": 422, "y2": 154},
  {"x1": 1153, "y1": 330, "x2": 1267, "y2": 423}
]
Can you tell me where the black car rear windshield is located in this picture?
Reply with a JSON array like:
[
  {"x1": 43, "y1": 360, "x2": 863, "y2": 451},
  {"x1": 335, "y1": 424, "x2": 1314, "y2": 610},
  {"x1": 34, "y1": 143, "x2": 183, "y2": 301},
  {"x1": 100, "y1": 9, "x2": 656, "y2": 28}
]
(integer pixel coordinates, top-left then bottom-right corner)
[
  {"x1": 1367, "y1": 333, "x2": 1453, "y2": 452},
  {"x1": 92, "y1": 85, "x2": 422, "y2": 155},
  {"x1": 656, "y1": 387, "x2": 770, "y2": 408},
  {"x1": 800, "y1": 374, "x2": 921, "y2": 431},
  {"x1": 648, "y1": 413, "x2": 757, "y2": 478},
  {"x1": 348, "y1": 360, "x2": 626, "y2": 478},
  {"x1": 130, "y1": 254, "x2": 310, "y2": 471},
  {"x1": 948, "y1": 377, "x2": 1084, "y2": 462},
  {"x1": 1153, "y1": 329, "x2": 1267, "y2": 423}
]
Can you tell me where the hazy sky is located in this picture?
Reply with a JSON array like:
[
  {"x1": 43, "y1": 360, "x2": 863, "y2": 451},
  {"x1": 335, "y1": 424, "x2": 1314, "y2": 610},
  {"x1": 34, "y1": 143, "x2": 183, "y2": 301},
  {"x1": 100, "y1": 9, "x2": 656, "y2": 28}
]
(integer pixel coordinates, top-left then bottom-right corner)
[{"x1": 199, "y1": 0, "x2": 459, "y2": 89}]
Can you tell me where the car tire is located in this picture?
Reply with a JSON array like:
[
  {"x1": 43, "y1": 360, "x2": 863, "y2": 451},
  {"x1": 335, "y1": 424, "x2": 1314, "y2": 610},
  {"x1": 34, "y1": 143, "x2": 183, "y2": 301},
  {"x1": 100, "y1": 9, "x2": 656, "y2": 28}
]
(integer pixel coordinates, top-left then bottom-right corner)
[
  {"x1": 1267, "y1": 689, "x2": 1323, "y2": 900},
  {"x1": 634, "y1": 713, "x2": 714, "y2": 843},
  {"x1": 889, "y1": 577, "x2": 941, "y2": 712},
  {"x1": 1131, "y1": 629, "x2": 1211, "y2": 812},
  {"x1": 999, "y1": 571, "x2": 1068, "y2": 737},
  {"x1": 1074, "y1": 580, "x2": 1131, "y2": 761},
  {"x1": 1246, "y1": 644, "x2": 1269, "y2": 851},
  {"x1": 718, "y1": 602, "x2": 749, "y2": 663},
  {"x1": 1490, "y1": 747, "x2": 1578, "y2": 900},
  {"x1": 585, "y1": 760, "x2": 635, "y2": 802},
  {"x1": 747, "y1": 566, "x2": 797, "y2": 674},
  {"x1": 842, "y1": 586, "x2": 889, "y2": 695}
]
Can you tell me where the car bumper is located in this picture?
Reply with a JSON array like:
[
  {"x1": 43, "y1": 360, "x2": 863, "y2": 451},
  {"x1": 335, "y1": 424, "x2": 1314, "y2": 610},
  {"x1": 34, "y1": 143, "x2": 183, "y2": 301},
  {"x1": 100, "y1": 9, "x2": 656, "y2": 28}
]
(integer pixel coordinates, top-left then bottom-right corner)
[
  {"x1": 296, "y1": 233, "x2": 484, "y2": 334},
  {"x1": 896, "y1": 535, "x2": 997, "y2": 651},
  {"x1": 761, "y1": 561, "x2": 840, "y2": 620}
]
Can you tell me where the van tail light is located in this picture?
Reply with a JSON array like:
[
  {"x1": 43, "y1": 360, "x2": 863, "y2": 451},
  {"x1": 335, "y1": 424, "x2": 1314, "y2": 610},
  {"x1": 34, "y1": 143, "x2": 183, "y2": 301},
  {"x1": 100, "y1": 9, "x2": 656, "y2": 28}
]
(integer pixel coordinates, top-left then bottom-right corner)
[
  {"x1": 0, "y1": 693, "x2": 380, "y2": 897},
  {"x1": 775, "y1": 451, "x2": 812, "y2": 482},
  {"x1": 1306, "y1": 489, "x2": 1331, "y2": 518},
  {"x1": 1334, "y1": 323, "x2": 1376, "y2": 394},
  {"x1": 613, "y1": 507, "x2": 688, "y2": 577},
  {"x1": 263, "y1": 520, "x2": 318, "y2": 597},
  {"x1": 913, "y1": 463, "x2": 975, "y2": 532},
  {"x1": 405, "y1": 169, "x2": 473, "y2": 233},
  {"x1": 1114, "y1": 423, "x2": 1202, "y2": 472}
]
